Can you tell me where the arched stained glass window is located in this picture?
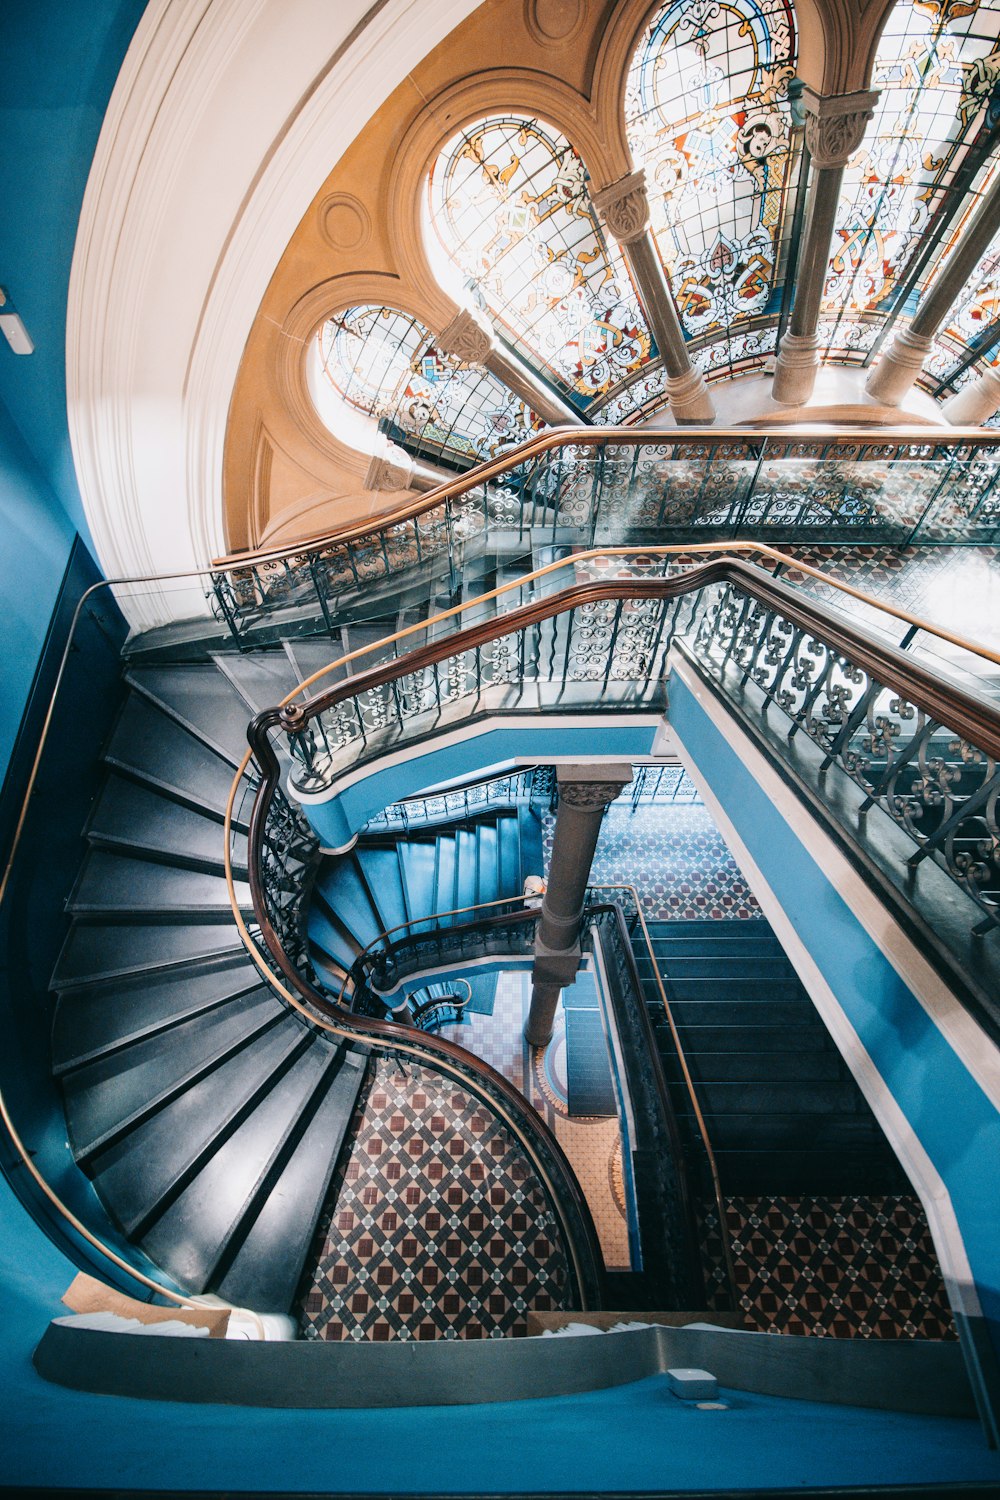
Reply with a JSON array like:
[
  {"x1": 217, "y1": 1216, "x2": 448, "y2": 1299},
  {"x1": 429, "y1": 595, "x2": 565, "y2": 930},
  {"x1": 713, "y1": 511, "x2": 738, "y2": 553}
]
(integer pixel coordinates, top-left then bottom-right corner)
[
  {"x1": 317, "y1": 305, "x2": 541, "y2": 465},
  {"x1": 624, "y1": 0, "x2": 797, "y2": 370},
  {"x1": 426, "y1": 116, "x2": 652, "y2": 404},
  {"x1": 821, "y1": 0, "x2": 1000, "y2": 360}
]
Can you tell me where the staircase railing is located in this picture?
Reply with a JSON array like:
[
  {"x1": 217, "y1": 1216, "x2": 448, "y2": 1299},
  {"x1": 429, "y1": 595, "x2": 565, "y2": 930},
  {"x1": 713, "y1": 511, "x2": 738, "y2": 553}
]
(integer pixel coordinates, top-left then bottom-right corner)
[
  {"x1": 209, "y1": 426, "x2": 1000, "y2": 643},
  {"x1": 337, "y1": 892, "x2": 706, "y2": 1307},
  {"x1": 228, "y1": 766, "x2": 606, "y2": 1308},
  {"x1": 232, "y1": 552, "x2": 1000, "y2": 1094},
  {"x1": 360, "y1": 764, "x2": 554, "y2": 836}
]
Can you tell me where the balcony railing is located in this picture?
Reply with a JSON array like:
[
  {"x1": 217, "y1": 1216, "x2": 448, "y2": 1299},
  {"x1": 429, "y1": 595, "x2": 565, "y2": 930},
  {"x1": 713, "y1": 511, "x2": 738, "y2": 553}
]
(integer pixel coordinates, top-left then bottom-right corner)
[{"x1": 209, "y1": 427, "x2": 1000, "y2": 644}]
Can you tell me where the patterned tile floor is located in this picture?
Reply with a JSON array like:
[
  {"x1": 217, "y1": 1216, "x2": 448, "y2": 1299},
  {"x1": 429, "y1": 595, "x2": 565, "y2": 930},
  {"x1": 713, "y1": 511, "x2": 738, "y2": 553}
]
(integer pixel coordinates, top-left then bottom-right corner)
[
  {"x1": 545, "y1": 801, "x2": 762, "y2": 920},
  {"x1": 298, "y1": 1053, "x2": 571, "y2": 1341},
  {"x1": 700, "y1": 1195, "x2": 956, "y2": 1341},
  {"x1": 438, "y1": 971, "x2": 631, "y2": 1271}
]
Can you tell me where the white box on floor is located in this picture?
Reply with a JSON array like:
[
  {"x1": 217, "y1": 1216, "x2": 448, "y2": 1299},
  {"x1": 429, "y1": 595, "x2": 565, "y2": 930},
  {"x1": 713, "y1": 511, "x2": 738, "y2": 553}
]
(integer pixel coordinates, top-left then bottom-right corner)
[{"x1": 666, "y1": 1367, "x2": 718, "y2": 1400}]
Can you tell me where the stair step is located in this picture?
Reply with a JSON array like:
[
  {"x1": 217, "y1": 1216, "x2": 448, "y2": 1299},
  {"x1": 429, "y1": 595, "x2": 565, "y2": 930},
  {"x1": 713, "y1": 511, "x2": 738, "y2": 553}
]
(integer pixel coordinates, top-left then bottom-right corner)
[
  {"x1": 498, "y1": 813, "x2": 522, "y2": 897},
  {"x1": 215, "y1": 1049, "x2": 369, "y2": 1312},
  {"x1": 88, "y1": 1017, "x2": 310, "y2": 1236},
  {"x1": 67, "y1": 850, "x2": 250, "y2": 920},
  {"x1": 434, "y1": 836, "x2": 458, "y2": 922},
  {"x1": 140, "y1": 1036, "x2": 344, "y2": 1294},
  {"x1": 87, "y1": 775, "x2": 248, "y2": 875},
  {"x1": 647, "y1": 935, "x2": 784, "y2": 959},
  {"x1": 454, "y1": 829, "x2": 478, "y2": 912},
  {"x1": 355, "y1": 845, "x2": 407, "y2": 936},
  {"x1": 63, "y1": 988, "x2": 285, "y2": 1159},
  {"x1": 680, "y1": 1051, "x2": 845, "y2": 1084},
  {"x1": 399, "y1": 841, "x2": 437, "y2": 931},
  {"x1": 653, "y1": 1000, "x2": 818, "y2": 1028},
  {"x1": 307, "y1": 903, "x2": 362, "y2": 972},
  {"x1": 211, "y1": 650, "x2": 301, "y2": 716},
  {"x1": 314, "y1": 856, "x2": 380, "y2": 949},
  {"x1": 51, "y1": 921, "x2": 246, "y2": 991},
  {"x1": 565, "y1": 1008, "x2": 616, "y2": 1117},
  {"x1": 656, "y1": 1024, "x2": 833, "y2": 1054},
  {"x1": 476, "y1": 821, "x2": 499, "y2": 905},
  {"x1": 105, "y1": 694, "x2": 239, "y2": 820},
  {"x1": 666, "y1": 1080, "x2": 864, "y2": 1115},
  {"x1": 655, "y1": 977, "x2": 807, "y2": 1002},
  {"x1": 126, "y1": 664, "x2": 254, "y2": 767},
  {"x1": 715, "y1": 1148, "x2": 909, "y2": 1196},
  {"x1": 653, "y1": 956, "x2": 794, "y2": 979},
  {"x1": 52, "y1": 957, "x2": 265, "y2": 1073}
]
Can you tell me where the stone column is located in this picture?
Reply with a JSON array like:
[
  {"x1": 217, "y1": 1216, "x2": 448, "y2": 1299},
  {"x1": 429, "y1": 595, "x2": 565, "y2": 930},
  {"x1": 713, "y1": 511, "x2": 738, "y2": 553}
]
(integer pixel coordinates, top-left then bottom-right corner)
[
  {"x1": 524, "y1": 763, "x2": 632, "y2": 1047},
  {"x1": 437, "y1": 306, "x2": 580, "y2": 427},
  {"x1": 868, "y1": 174, "x2": 1000, "y2": 405},
  {"x1": 772, "y1": 87, "x2": 879, "y2": 406},
  {"x1": 592, "y1": 169, "x2": 715, "y2": 425},
  {"x1": 364, "y1": 435, "x2": 448, "y2": 494},
  {"x1": 942, "y1": 367, "x2": 1000, "y2": 426}
]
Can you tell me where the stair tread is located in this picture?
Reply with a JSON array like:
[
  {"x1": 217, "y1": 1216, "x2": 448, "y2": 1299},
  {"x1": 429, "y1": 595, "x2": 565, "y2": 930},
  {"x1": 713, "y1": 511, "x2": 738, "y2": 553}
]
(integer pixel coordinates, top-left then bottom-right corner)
[
  {"x1": 89, "y1": 1017, "x2": 310, "y2": 1234},
  {"x1": 355, "y1": 845, "x2": 407, "y2": 936},
  {"x1": 68, "y1": 850, "x2": 251, "y2": 918},
  {"x1": 211, "y1": 650, "x2": 301, "y2": 715},
  {"x1": 105, "y1": 694, "x2": 237, "y2": 817},
  {"x1": 52, "y1": 956, "x2": 264, "y2": 1071},
  {"x1": 141, "y1": 1037, "x2": 343, "y2": 1292},
  {"x1": 63, "y1": 988, "x2": 285, "y2": 1156},
  {"x1": 314, "y1": 856, "x2": 380, "y2": 948},
  {"x1": 51, "y1": 922, "x2": 246, "y2": 990},
  {"x1": 126, "y1": 663, "x2": 253, "y2": 767},
  {"x1": 87, "y1": 774, "x2": 248, "y2": 874},
  {"x1": 216, "y1": 1050, "x2": 368, "y2": 1311}
]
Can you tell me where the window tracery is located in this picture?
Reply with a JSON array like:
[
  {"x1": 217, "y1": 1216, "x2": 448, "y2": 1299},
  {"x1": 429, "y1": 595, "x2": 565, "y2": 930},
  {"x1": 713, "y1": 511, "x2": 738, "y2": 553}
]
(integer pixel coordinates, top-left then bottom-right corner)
[
  {"x1": 426, "y1": 115, "x2": 652, "y2": 404},
  {"x1": 317, "y1": 304, "x2": 540, "y2": 465},
  {"x1": 623, "y1": 0, "x2": 797, "y2": 370}
]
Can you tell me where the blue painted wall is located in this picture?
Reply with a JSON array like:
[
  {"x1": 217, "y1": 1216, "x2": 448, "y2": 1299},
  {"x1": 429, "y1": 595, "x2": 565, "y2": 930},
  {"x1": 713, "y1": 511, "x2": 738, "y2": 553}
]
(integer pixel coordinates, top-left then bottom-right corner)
[
  {"x1": 0, "y1": 0, "x2": 146, "y2": 790},
  {"x1": 669, "y1": 668, "x2": 1000, "y2": 1409}
]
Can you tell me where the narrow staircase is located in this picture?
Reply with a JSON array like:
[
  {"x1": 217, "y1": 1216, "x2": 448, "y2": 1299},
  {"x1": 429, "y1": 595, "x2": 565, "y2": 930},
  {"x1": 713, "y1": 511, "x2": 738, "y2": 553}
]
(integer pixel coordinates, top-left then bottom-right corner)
[
  {"x1": 49, "y1": 637, "x2": 388, "y2": 1311},
  {"x1": 632, "y1": 918, "x2": 908, "y2": 1195},
  {"x1": 306, "y1": 806, "x2": 544, "y2": 999}
]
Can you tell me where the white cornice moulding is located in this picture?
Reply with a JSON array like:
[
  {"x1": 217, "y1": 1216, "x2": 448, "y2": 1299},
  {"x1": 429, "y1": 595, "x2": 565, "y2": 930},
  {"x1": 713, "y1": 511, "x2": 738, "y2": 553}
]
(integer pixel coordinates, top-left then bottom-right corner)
[{"x1": 67, "y1": 0, "x2": 482, "y2": 631}]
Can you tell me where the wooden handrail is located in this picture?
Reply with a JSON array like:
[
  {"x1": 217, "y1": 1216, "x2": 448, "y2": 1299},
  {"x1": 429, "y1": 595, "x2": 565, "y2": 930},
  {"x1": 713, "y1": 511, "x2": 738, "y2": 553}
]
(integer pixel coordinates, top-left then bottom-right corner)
[
  {"x1": 211, "y1": 423, "x2": 1000, "y2": 571},
  {"x1": 248, "y1": 558, "x2": 1000, "y2": 766}
]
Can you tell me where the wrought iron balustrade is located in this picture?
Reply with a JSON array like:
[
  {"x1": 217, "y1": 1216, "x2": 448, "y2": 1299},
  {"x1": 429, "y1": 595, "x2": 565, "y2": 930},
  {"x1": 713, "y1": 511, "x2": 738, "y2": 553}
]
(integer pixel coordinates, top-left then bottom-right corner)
[
  {"x1": 692, "y1": 582, "x2": 1000, "y2": 938},
  {"x1": 209, "y1": 427, "x2": 1000, "y2": 643},
  {"x1": 360, "y1": 765, "x2": 555, "y2": 836}
]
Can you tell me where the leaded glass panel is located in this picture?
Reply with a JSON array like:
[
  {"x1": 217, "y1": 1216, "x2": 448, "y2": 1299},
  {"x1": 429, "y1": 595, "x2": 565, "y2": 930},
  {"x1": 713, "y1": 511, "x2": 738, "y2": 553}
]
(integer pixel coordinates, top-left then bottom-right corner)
[
  {"x1": 426, "y1": 116, "x2": 652, "y2": 403},
  {"x1": 822, "y1": 0, "x2": 1000, "y2": 355},
  {"x1": 624, "y1": 0, "x2": 797, "y2": 368},
  {"x1": 318, "y1": 305, "x2": 540, "y2": 464}
]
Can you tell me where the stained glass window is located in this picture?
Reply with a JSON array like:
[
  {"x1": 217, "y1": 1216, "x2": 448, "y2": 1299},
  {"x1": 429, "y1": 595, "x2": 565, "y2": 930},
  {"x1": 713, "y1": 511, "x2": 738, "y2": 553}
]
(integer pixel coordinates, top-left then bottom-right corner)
[
  {"x1": 821, "y1": 0, "x2": 1000, "y2": 360},
  {"x1": 426, "y1": 115, "x2": 652, "y2": 404},
  {"x1": 624, "y1": 0, "x2": 797, "y2": 370},
  {"x1": 927, "y1": 218, "x2": 1000, "y2": 387},
  {"x1": 317, "y1": 305, "x2": 541, "y2": 465}
]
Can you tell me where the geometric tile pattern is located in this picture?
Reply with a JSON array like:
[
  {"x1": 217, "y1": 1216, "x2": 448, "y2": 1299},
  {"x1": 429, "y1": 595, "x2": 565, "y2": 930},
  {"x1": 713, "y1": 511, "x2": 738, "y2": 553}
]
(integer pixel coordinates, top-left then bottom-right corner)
[
  {"x1": 699, "y1": 1194, "x2": 956, "y2": 1341},
  {"x1": 297, "y1": 1054, "x2": 571, "y2": 1341},
  {"x1": 546, "y1": 802, "x2": 762, "y2": 920},
  {"x1": 439, "y1": 972, "x2": 632, "y2": 1271}
]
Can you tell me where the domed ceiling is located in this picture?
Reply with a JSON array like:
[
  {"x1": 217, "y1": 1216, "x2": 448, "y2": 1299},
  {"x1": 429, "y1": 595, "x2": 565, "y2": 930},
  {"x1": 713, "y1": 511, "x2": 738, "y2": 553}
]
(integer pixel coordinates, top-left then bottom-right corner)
[{"x1": 222, "y1": 0, "x2": 1000, "y2": 553}]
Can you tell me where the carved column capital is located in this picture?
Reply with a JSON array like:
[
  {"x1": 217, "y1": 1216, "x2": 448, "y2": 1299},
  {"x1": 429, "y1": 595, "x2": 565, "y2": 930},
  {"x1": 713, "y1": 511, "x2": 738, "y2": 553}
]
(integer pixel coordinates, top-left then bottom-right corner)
[
  {"x1": 437, "y1": 306, "x2": 496, "y2": 366},
  {"x1": 591, "y1": 168, "x2": 650, "y2": 245},
  {"x1": 364, "y1": 438, "x2": 414, "y2": 493},
  {"x1": 557, "y1": 779, "x2": 631, "y2": 811},
  {"x1": 802, "y1": 87, "x2": 879, "y2": 170}
]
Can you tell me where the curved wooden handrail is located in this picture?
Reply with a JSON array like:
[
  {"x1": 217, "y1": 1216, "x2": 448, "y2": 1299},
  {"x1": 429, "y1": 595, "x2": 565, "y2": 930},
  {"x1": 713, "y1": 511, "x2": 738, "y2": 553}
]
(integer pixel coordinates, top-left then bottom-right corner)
[
  {"x1": 250, "y1": 557, "x2": 1000, "y2": 764},
  {"x1": 211, "y1": 422, "x2": 999, "y2": 571}
]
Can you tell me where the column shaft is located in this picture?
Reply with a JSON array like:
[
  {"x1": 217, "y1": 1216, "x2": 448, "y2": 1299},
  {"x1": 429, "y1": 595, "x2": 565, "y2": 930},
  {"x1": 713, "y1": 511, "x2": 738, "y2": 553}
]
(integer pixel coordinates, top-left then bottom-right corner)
[
  {"x1": 943, "y1": 367, "x2": 1000, "y2": 426},
  {"x1": 772, "y1": 88, "x2": 878, "y2": 407},
  {"x1": 868, "y1": 173, "x2": 1000, "y2": 405},
  {"x1": 591, "y1": 170, "x2": 714, "y2": 425},
  {"x1": 525, "y1": 764, "x2": 632, "y2": 1047}
]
